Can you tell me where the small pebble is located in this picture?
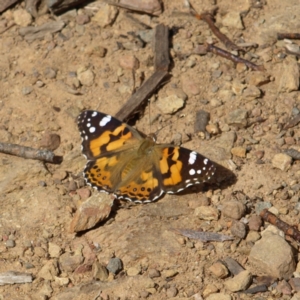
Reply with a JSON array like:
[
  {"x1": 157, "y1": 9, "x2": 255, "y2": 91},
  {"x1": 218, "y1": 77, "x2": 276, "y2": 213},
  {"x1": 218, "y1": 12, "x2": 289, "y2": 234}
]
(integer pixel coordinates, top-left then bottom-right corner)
[
  {"x1": 6, "y1": 239, "x2": 16, "y2": 248},
  {"x1": 22, "y1": 86, "x2": 33, "y2": 95},
  {"x1": 106, "y1": 257, "x2": 123, "y2": 274}
]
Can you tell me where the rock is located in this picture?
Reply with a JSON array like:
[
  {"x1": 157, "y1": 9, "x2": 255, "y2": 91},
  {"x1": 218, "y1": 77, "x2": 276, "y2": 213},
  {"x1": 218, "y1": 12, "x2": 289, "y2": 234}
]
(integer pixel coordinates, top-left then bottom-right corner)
[
  {"x1": 203, "y1": 284, "x2": 219, "y2": 298},
  {"x1": 278, "y1": 58, "x2": 299, "y2": 92},
  {"x1": 276, "y1": 279, "x2": 292, "y2": 295},
  {"x1": 54, "y1": 276, "x2": 69, "y2": 286},
  {"x1": 59, "y1": 252, "x2": 84, "y2": 273},
  {"x1": 22, "y1": 86, "x2": 33, "y2": 95},
  {"x1": 44, "y1": 67, "x2": 57, "y2": 79},
  {"x1": 48, "y1": 242, "x2": 62, "y2": 258},
  {"x1": 37, "y1": 260, "x2": 59, "y2": 280},
  {"x1": 92, "y1": 4, "x2": 118, "y2": 27},
  {"x1": 222, "y1": 11, "x2": 244, "y2": 29},
  {"x1": 248, "y1": 215, "x2": 262, "y2": 231},
  {"x1": 166, "y1": 286, "x2": 178, "y2": 297},
  {"x1": 232, "y1": 80, "x2": 246, "y2": 95},
  {"x1": 194, "y1": 110, "x2": 210, "y2": 133},
  {"x1": 224, "y1": 270, "x2": 252, "y2": 292},
  {"x1": 161, "y1": 269, "x2": 178, "y2": 278},
  {"x1": 209, "y1": 131, "x2": 236, "y2": 160},
  {"x1": 119, "y1": 55, "x2": 140, "y2": 70},
  {"x1": 13, "y1": 9, "x2": 32, "y2": 26},
  {"x1": 127, "y1": 266, "x2": 141, "y2": 276},
  {"x1": 39, "y1": 132, "x2": 61, "y2": 151},
  {"x1": 76, "y1": 188, "x2": 91, "y2": 200},
  {"x1": 209, "y1": 262, "x2": 229, "y2": 279},
  {"x1": 70, "y1": 194, "x2": 113, "y2": 233},
  {"x1": 206, "y1": 124, "x2": 219, "y2": 135},
  {"x1": 106, "y1": 257, "x2": 123, "y2": 274},
  {"x1": 272, "y1": 153, "x2": 293, "y2": 171},
  {"x1": 226, "y1": 109, "x2": 248, "y2": 128},
  {"x1": 222, "y1": 201, "x2": 246, "y2": 220},
  {"x1": 243, "y1": 85, "x2": 261, "y2": 100},
  {"x1": 195, "y1": 206, "x2": 219, "y2": 221},
  {"x1": 155, "y1": 94, "x2": 185, "y2": 114},
  {"x1": 148, "y1": 269, "x2": 160, "y2": 278},
  {"x1": 181, "y1": 75, "x2": 201, "y2": 96},
  {"x1": 230, "y1": 221, "x2": 246, "y2": 239},
  {"x1": 77, "y1": 68, "x2": 95, "y2": 86},
  {"x1": 76, "y1": 14, "x2": 90, "y2": 25},
  {"x1": 231, "y1": 146, "x2": 246, "y2": 158},
  {"x1": 249, "y1": 231, "x2": 295, "y2": 279},
  {"x1": 246, "y1": 231, "x2": 261, "y2": 243},
  {"x1": 247, "y1": 72, "x2": 270, "y2": 86},
  {"x1": 206, "y1": 293, "x2": 232, "y2": 300},
  {"x1": 5, "y1": 239, "x2": 15, "y2": 248},
  {"x1": 289, "y1": 278, "x2": 300, "y2": 292},
  {"x1": 92, "y1": 262, "x2": 109, "y2": 281},
  {"x1": 291, "y1": 292, "x2": 300, "y2": 300},
  {"x1": 223, "y1": 257, "x2": 245, "y2": 275}
]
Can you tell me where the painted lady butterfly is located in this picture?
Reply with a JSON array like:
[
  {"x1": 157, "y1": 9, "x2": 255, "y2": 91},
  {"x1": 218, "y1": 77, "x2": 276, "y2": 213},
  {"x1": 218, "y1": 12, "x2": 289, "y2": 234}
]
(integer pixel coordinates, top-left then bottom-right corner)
[{"x1": 78, "y1": 110, "x2": 216, "y2": 203}]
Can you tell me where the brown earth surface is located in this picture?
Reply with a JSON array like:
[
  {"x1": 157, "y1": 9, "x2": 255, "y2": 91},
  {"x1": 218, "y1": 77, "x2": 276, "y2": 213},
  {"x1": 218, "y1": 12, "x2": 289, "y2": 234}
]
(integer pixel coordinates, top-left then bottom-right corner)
[{"x1": 0, "y1": 0, "x2": 300, "y2": 299}]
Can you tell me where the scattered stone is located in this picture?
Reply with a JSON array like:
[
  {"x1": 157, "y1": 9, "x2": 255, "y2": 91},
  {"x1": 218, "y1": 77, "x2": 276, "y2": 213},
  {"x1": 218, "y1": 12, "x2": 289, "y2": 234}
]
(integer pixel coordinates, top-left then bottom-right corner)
[
  {"x1": 276, "y1": 279, "x2": 292, "y2": 295},
  {"x1": 166, "y1": 286, "x2": 178, "y2": 297},
  {"x1": 119, "y1": 55, "x2": 140, "y2": 70},
  {"x1": 37, "y1": 260, "x2": 59, "y2": 280},
  {"x1": 59, "y1": 252, "x2": 84, "y2": 273},
  {"x1": 194, "y1": 110, "x2": 210, "y2": 134},
  {"x1": 247, "y1": 72, "x2": 270, "y2": 86},
  {"x1": 106, "y1": 257, "x2": 123, "y2": 274},
  {"x1": 148, "y1": 269, "x2": 160, "y2": 278},
  {"x1": 230, "y1": 221, "x2": 247, "y2": 239},
  {"x1": 92, "y1": 4, "x2": 118, "y2": 27},
  {"x1": 248, "y1": 215, "x2": 262, "y2": 231},
  {"x1": 255, "y1": 202, "x2": 272, "y2": 215},
  {"x1": 243, "y1": 85, "x2": 261, "y2": 100},
  {"x1": 222, "y1": 11, "x2": 244, "y2": 29},
  {"x1": 209, "y1": 261, "x2": 229, "y2": 279},
  {"x1": 54, "y1": 276, "x2": 69, "y2": 286},
  {"x1": 161, "y1": 269, "x2": 178, "y2": 278},
  {"x1": 249, "y1": 231, "x2": 295, "y2": 279},
  {"x1": 223, "y1": 257, "x2": 245, "y2": 275},
  {"x1": 39, "y1": 132, "x2": 61, "y2": 151},
  {"x1": 231, "y1": 146, "x2": 246, "y2": 158},
  {"x1": 195, "y1": 206, "x2": 219, "y2": 221},
  {"x1": 246, "y1": 231, "x2": 261, "y2": 243},
  {"x1": 13, "y1": 9, "x2": 32, "y2": 27},
  {"x1": 44, "y1": 67, "x2": 57, "y2": 79},
  {"x1": 278, "y1": 58, "x2": 299, "y2": 93},
  {"x1": 76, "y1": 188, "x2": 91, "y2": 200},
  {"x1": 224, "y1": 270, "x2": 252, "y2": 292},
  {"x1": 203, "y1": 283, "x2": 219, "y2": 298},
  {"x1": 206, "y1": 293, "x2": 232, "y2": 300},
  {"x1": 77, "y1": 68, "x2": 95, "y2": 86},
  {"x1": 289, "y1": 278, "x2": 300, "y2": 292},
  {"x1": 5, "y1": 239, "x2": 15, "y2": 248},
  {"x1": 76, "y1": 14, "x2": 90, "y2": 25},
  {"x1": 48, "y1": 242, "x2": 62, "y2": 258},
  {"x1": 181, "y1": 75, "x2": 200, "y2": 96},
  {"x1": 155, "y1": 94, "x2": 185, "y2": 114},
  {"x1": 92, "y1": 262, "x2": 109, "y2": 281},
  {"x1": 272, "y1": 153, "x2": 293, "y2": 171},
  {"x1": 222, "y1": 201, "x2": 246, "y2": 220},
  {"x1": 22, "y1": 86, "x2": 33, "y2": 95},
  {"x1": 127, "y1": 266, "x2": 141, "y2": 276},
  {"x1": 232, "y1": 80, "x2": 246, "y2": 95},
  {"x1": 70, "y1": 194, "x2": 113, "y2": 232},
  {"x1": 226, "y1": 109, "x2": 248, "y2": 128}
]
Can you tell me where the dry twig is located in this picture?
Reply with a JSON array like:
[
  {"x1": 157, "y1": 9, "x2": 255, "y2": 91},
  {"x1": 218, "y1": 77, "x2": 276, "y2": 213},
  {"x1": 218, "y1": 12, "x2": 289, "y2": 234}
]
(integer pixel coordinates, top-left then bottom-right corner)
[
  {"x1": 260, "y1": 208, "x2": 300, "y2": 242},
  {"x1": 0, "y1": 142, "x2": 62, "y2": 164},
  {"x1": 277, "y1": 33, "x2": 300, "y2": 40}
]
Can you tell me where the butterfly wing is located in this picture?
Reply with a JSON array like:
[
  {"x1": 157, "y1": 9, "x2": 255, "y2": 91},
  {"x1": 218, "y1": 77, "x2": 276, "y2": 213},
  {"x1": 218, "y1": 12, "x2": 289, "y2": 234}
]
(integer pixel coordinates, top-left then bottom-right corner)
[
  {"x1": 157, "y1": 146, "x2": 216, "y2": 194},
  {"x1": 77, "y1": 110, "x2": 144, "y2": 194}
]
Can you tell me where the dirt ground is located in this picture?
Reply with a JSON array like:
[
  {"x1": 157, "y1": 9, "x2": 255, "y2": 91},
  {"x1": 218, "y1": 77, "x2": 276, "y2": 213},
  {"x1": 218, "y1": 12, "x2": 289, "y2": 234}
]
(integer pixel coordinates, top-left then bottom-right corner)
[{"x1": 0, "y1": 0, "x2": 300, "y2": 299}]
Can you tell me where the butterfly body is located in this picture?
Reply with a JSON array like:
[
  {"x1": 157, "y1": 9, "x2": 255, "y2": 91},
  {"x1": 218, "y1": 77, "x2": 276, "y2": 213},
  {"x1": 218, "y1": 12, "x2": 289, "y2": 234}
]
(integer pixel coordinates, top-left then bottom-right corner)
[{"x1": 78, "y1": 110, "x2": 215, "y2": 203}]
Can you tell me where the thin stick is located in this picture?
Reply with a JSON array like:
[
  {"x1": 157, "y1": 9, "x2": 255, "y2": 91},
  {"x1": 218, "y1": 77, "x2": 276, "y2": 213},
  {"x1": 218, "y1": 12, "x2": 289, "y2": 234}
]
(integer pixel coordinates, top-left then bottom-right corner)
[
  {"x1": 205, "y1": 43, "x2": 265, "y2": 71},
  {"x1": 277, "y1": 33, "x2": 300, "y2": 40},
  {"x1": 260, "y1": 209, "x2": 300, "y2": 242},
  {"x1": 0, "y1": 142, "x2": 62, "y2": 164}
]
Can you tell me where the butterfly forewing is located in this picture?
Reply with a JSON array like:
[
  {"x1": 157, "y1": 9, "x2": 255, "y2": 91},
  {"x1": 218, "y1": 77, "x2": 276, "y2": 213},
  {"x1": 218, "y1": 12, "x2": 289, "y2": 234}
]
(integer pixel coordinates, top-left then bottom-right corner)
[
  {"x1": 158, "y1": 146, "x2": 216, "y2": 193},
  {"x1": 77, "y1": 110, "x2": 142, "y2": 160}
]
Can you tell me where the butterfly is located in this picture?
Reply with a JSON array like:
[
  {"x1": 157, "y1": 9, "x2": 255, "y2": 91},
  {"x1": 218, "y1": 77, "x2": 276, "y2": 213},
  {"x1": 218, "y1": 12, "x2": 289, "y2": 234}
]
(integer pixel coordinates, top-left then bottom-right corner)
[{"x1": 77, "y1": 110, "x2": 216, "y2": 203}]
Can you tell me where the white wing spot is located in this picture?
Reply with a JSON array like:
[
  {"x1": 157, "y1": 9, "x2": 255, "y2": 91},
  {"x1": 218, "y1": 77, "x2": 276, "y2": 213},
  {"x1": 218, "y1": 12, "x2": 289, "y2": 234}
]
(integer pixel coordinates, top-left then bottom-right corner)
[
  {"x1": 87, "y1": 123, "x2": 91, "y2": 127},
  {"x1": 189, "y1": 169, "x2": 196, "y2": 175},
  {"x1": 197, "y1": 170, "x2": 202, "y2": 174},
  {"x1": 100, "y1": 115, "x2": 112, "y2": 127},
  {"x1": 188, "y1": 151, "x2": 197, "y2": 165},
  {"x1": 91, "y1": 111, "x2": 98, "y2": 117},
  {"x1": 85, "y1": 135, "x2": 88, "y2": 140},
  {"x1": 203, "y1": 167, "x2": 206, "y2": 171},
  {"x1": 185, "y1": 179, "x2": 191, "y2": 183},
  {"x1": 89, "y1": 127, "x2": 96, "y2": 133},
  {"x1": 204, "y1": 158, "x2": 208, "y2": 165}
]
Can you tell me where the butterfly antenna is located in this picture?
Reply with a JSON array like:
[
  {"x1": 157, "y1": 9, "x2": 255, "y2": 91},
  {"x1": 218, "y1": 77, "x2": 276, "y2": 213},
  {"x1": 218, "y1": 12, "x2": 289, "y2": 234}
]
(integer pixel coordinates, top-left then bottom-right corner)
[{"x1": 148, "y1": 98, "x2": 152, "y2": 134}]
